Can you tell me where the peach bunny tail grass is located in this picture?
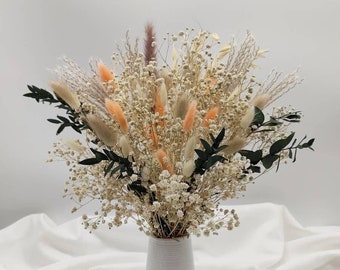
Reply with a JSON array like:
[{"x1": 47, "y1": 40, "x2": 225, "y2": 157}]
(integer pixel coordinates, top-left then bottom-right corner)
[
  {"x1": 202, "y1": 107, "x2": 219, "y2": 127},
  {"x1": 154, "y1": 91, "x2": 165, "y2": 116},
  {"x1": 183, "y1": 100, "x2": 197, "y2": 132},
  {"x1": 105, "y1": 98, "x2": 129, "y2": 133},
  {"x1": 98, "y1": 62, "x2": 114, "y2": 83},
  {"x1": 156, "y1": 149, "x2": 173, "y2": 174},
  {"x1": 147, "y1": 124, "x2": 159, "y2": 149}
]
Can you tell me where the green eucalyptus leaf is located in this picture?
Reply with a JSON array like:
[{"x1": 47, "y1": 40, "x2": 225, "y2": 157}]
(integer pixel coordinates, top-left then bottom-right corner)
[
  {"x1": 299, "y1": 138, "x2": 315, "y2": 149},
  {"x1": 265, "y1": 117, "x2": 282, "y2": 127},
  {"x1": 251, "y1": 107, "x2": 265, "y2": 126},
  {"x1": 283, "y1": 113, "x2": 301, "y2": 122},
  {"x1": 269, "y1": 133, "x2": 295, "y2": 155},
  {"x1": 288, "y1": 149, "x2": 293, "y2": 159},
  {"x1": 261, "y1": 154, "x2": 280, "y2": 169},
  {"x1": 239, "y1": 150, "x2": 263, "y2": 165},
  {"x1": 293, "y1": 148, "x2": 298, "y2": 162},
  {"x1": 248, "y1": 165, "x2": 261, "y2": 173}
]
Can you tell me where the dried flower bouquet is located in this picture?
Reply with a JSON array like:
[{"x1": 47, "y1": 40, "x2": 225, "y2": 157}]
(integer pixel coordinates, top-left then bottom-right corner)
[{"x1": 24, "y1": 24, "x2": 314, "y2": 239}]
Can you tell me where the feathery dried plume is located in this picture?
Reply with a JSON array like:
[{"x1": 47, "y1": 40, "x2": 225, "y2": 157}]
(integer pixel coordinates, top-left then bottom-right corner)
[
  {"x1": 119, "y1": 135, "x2": 132, "y2": 157},
  {"x1": 61, "y1": 138, "x2": 86, "y2": 153},
  {"x1": 174, "y1": 94, "x2": 189, "y2": 119},
  {"x1": 256, "y1": 70, "x2": 301, "y2": 106},
  {"x1": 183, "y1": 160, "x2": 195, "y2": 177},
  {"x1": 217, "y1": 44, "x2": 232, "y2": 60},
  {"x1": 184, "y1": 135, "x2": 197, "y2": 160},
  {"x1": 183, "y1": 101, "x2": 197, "y2": 132},
  {"x1": 251, "y1": 94, "x2": 270, "y2": 110},
  {"x1": 86, "y1": 114, "x2": 117, "y2": 146},
  {"x1": 50, "y1": 81, "x2": 80, "y2": 110},
  {"x1": 105, "y1": 98, "x2": 129, "y2": 133},
  {"x1": 159, "y1": 80, "x2": 167, "y2": 106},
  {"x1": 224, "y1": 137, "x2": 247, "y2": 155},
  {"x1": 240, "y1": 106, "x2": 255, "y2": 129},
  {"x1": 144, "y1": 22, "x2": 156, "y2": 65}
]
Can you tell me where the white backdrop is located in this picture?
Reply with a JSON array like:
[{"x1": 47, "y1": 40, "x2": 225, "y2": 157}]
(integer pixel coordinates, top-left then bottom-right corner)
[{"x1": 0, "y1": 0, "x2": 339, "y2": 229}]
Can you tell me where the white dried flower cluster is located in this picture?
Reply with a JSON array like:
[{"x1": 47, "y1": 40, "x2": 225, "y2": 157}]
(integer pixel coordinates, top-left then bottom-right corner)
[{"x1": 46, "y1": 28, "x2": 309, "y2": 238}]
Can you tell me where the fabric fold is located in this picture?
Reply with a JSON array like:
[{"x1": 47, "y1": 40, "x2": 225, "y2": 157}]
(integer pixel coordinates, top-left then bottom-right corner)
[{"x1": 0, "y1": 203, "x2": 339, "y2": 270}]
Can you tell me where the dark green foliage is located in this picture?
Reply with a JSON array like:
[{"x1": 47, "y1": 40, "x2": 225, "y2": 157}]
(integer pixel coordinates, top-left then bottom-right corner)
[
  {"x1": 127, "y1": 180, "x2": 148, "y2": 197},
  {"x1": 80, "y1": 148, "x2": 149, "y2": 199},
  {"x1": 239, "y1": 132, "x2": 315, "y2": 173},
  {"x1": 24, "y1": 85, "x2": 88, "y2": 135},
  {"x1": 248, "y1": 108, "x2": 303, "y2": 136},
  {"x1": 270, "y1": 133, "x2": 295, "y2": 155},
  {"x1": 194, "y1": 128, "x2": 227, "y2": 175},
  {"x1": 238, "y1": 149, "x2": 263, "y2": 165},
  {"x1": 79, "y1": 148, "x2": 134, "y2": 178},
  {"x1": 251, "y1": 107, "x2": 265, "y2": 126},
  {"x1": 24, "y1": 85, "x2": 59, "y2": 104},
  {"x1": 261, "y1": 154, "x2": 280, "y2": 169}
]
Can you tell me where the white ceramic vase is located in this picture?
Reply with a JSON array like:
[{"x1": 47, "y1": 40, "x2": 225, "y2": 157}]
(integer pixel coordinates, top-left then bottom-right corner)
[{"x1": 146, "y1": 236, "x2": 195, "y2": 270}]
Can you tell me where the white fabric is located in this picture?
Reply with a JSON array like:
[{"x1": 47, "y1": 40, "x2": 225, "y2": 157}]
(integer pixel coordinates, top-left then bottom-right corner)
[{"x1": 0, "y1": 203, "x2": 339, "y2": 270}]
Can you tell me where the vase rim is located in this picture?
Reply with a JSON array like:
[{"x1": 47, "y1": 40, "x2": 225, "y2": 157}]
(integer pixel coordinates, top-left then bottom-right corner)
[{"x1": 149, "y1": 235, "x2": 191, "y2": 245}]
